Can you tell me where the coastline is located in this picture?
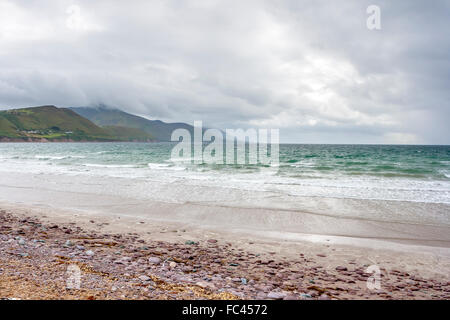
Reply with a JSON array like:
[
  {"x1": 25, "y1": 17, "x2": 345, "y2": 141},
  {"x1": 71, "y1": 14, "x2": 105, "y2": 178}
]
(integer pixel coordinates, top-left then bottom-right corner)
[
  {"x1": 1, "y1": 201, "x2": 449, "y2": 300},
  {"x1": 1, "y1": 170, "x2": 449, "y2": 251}
]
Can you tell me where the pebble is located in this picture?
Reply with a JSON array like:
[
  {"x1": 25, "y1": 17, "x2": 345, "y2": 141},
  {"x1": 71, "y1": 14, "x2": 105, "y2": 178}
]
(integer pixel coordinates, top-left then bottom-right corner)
[
  {"x1": 85, "y1": 250, "x2": 95, "y2": 256},
  {"x1": 148, "y1": 257, "x2": 162, "y2": 264},
  {"x1": 196, "y1": 281, "x2": 216, "y2": 290},
  {"x1": 336, "y1": 266, "x2": 348, "y2": 271},
  {"x1": 138, "y1": 275, "x2": 151, "y2": 282},
  {"x1": 307, "y1": 290, "x2": 317, "y2": 297},
  {"x1": 267, "y1": 291, "x2": 287, "y2": 300},
  {"x1": 196, "y1": 281, "x2": 209, "y2": 288}
]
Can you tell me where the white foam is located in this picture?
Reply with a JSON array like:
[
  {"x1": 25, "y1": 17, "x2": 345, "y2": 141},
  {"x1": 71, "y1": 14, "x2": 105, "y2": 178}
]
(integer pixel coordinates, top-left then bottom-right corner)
[
  {"x1": 35, "y1": 155, "x2": 67, "y2": 160},
  {"x1": 148, "y1": 163, "x2": 186, "y2": 171},
  {"x1": 82, "y1": 163, "x2": 139, "y2": 168},
  {"x1": 35, "y1": 155, "x2": 86, "y2": 160}
]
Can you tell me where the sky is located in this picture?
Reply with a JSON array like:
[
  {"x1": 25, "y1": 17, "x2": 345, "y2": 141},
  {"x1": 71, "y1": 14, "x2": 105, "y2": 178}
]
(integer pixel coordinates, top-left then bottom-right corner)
[{"x1": 0, "y1": 0, "x2": 449, "y2": 144}]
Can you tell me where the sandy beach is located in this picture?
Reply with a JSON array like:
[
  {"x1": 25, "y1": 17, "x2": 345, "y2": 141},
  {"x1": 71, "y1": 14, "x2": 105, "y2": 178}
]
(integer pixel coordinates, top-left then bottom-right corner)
[{"x1": 1, "y1": 201, "x2": 449, "y2": 300}]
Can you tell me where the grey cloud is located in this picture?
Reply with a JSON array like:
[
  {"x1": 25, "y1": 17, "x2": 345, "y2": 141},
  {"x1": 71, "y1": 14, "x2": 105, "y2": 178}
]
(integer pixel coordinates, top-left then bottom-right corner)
[{"x1": 0, "y1": 0, "x2": 448, "y2": 144}]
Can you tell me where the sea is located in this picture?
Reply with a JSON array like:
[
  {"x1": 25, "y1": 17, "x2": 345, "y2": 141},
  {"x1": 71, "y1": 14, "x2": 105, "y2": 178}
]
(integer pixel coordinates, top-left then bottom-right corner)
[{"x1": 0, "y1": 143, "x2": 449, "y2": 241}]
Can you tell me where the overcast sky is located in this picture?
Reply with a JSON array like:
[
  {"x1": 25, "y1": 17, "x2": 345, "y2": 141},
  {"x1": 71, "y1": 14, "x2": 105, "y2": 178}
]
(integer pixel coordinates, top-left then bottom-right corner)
[{"x1": 0, "y1": 0, "x2": 449, "y2": 144}]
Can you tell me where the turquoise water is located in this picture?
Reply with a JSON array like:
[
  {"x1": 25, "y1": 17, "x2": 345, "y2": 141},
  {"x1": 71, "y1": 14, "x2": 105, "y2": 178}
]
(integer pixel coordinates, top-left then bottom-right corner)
[
  {"x1": 0, "y1": 143, "x2": 449, "y2": 204},
  {"x1": 279, "y1": 144, "x2": 450, "y2": 180}
]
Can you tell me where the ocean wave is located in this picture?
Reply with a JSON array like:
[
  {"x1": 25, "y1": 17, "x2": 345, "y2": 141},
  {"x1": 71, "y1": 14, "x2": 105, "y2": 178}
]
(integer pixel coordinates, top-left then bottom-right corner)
[
  {"x1": 147, "y1": 163, "x2": 185, "y2": 171},
  {"x1": 35, "y1": 155, "x2": 86, "y2": 160},
  {"x1": 82, "y1": 163, "x2": 140, "y2": 168},
  {"x1": 35, "y1": 155, "x2": 68, "y2": 160}
]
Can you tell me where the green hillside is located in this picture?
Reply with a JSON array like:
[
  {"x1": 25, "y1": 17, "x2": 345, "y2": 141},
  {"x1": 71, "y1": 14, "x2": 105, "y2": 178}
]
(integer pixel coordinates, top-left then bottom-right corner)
[
  {"x1": 71, "y1": 106, "x2": 194, "y2": 142},
  {"x1": 0, "y1": 105, "x2": 153, "y2": 142}
]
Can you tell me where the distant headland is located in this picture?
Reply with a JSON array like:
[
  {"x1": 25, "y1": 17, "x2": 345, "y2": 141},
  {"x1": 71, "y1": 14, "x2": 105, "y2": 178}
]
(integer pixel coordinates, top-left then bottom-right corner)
[{"x1": 0, "y1": 105, "x2": 193, "y2": 142}]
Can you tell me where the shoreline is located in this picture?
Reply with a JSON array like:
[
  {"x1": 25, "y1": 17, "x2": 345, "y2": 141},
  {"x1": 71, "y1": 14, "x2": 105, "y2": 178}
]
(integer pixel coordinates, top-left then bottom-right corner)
[
  {"x1": 1, "y1": 171, "x2": 449, "y2": 252},
  {"x1": 1, "y1": 202, "x2": 449, "y2": 300}
]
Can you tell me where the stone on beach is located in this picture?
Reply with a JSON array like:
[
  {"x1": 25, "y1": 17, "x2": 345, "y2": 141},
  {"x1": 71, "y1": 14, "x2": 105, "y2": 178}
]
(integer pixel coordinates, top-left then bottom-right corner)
[
  {"x1": 195, "y1": 281, "x2": 216, "y2": 290},
  {"x1": 267, "y1": 291, "x2": 287, "y2": 300},
  {"x1": 85, "y1": 250, "x2": 95, "y2": 256},
  {"x1": 64, "y1": 240, "x2": 73, "y2": 247},
  {"x1": 138, "y1": 275, "x2": 151, "y2": 282},
  {"x1": 148, "y1": 257, "x2": 161, "y2": 264}
]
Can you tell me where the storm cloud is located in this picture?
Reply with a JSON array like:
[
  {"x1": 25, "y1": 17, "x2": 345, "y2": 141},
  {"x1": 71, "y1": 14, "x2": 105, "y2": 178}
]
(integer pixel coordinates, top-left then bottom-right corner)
[{"x1": 0, "y1": 0, "x2": 449, "y2": 143}]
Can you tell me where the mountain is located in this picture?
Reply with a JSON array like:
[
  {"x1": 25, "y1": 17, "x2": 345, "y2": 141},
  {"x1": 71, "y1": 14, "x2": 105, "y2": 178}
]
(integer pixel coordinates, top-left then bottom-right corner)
[
  {"x1": 71, "y1": 106, "x2": 194, "y2": 142},
  {"x1": 0, "y1": 105, "x2": 153, "y2": 142},
  {"x1": 102, "y1": 125, "x2": 155, "y2": 141}
]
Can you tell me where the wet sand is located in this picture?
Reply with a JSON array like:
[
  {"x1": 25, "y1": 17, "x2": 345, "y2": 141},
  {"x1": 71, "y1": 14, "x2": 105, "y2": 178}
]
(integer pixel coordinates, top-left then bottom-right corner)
[{"x1": 1, "y1": 171, "x2": 450, "y2": 251}]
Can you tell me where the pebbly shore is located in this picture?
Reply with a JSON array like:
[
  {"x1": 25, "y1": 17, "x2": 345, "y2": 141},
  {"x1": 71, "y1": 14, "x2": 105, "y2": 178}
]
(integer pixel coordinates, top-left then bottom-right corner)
[{"x1": 1, "y1": 209, "x2": 449, "y2": 300}]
